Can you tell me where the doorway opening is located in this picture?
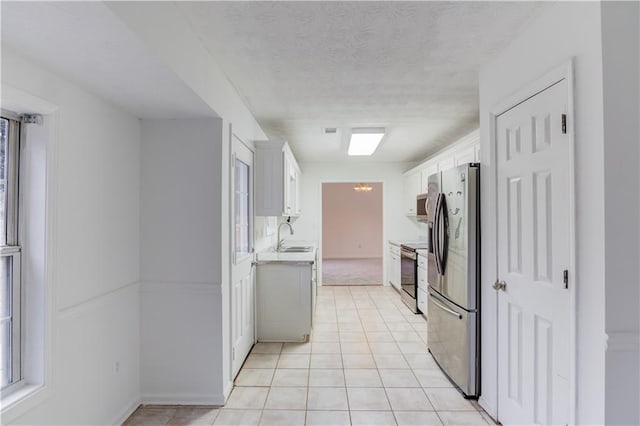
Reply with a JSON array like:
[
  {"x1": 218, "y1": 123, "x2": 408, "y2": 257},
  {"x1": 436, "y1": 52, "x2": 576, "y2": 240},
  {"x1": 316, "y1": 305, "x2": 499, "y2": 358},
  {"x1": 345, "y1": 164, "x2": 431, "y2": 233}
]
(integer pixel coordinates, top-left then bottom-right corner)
[{"x1": 321, "y1": 182, "x2": 383, "y2": 285}]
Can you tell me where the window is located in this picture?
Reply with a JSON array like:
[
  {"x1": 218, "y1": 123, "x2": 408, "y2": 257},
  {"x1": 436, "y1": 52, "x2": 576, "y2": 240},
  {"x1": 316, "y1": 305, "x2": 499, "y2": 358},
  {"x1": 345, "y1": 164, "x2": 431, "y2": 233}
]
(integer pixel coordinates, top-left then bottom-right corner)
[
  {"x1": 0, "y1": 114, "x2": 21, "y2": 390},
  {"x1": 234, "y1": 157, "x2": 250, "y2": 260}
]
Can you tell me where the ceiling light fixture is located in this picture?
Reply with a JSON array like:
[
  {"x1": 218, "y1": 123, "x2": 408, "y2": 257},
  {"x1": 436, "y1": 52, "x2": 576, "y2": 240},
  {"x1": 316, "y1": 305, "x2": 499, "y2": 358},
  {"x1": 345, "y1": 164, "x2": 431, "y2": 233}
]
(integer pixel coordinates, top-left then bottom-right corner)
[
  {"x1": 353, "y1": 183, "x2": 373, "y2": 192},
  {"x1": 348, "y1": 128, "x2": 385, "y2": 156}
]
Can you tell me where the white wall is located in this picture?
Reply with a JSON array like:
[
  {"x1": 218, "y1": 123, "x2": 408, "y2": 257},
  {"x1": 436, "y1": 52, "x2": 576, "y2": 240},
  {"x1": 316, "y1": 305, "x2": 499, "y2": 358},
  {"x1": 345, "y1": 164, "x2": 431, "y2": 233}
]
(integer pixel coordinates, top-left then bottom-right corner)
[
  {"x1": 2, "y1": 48, "x2": 141, "y2": 425},
  {"x1": 139, "y1": 119, "x2": 225, "y2": 404},
  {"x1": 600, "y1": 2, "x2": 640, "y2": 424},
  {"x1": 106, "y1": 2, "x2": 266, "y2": 145},
  {"x1": 479, "y1": 2, "x2": 639, "y2": 423},
  {"x1": 106, "y1": 3, "x2": 272, "y2": 402},
  {"x1": 294, "y1": 162, "x2": 424, "y2": 286},
  {"x1": 254, "y1": 216, "x2": 278, "y2": 253},
  {"x1": 322, "y1": 182, "x2": 383, "y2": 259}
]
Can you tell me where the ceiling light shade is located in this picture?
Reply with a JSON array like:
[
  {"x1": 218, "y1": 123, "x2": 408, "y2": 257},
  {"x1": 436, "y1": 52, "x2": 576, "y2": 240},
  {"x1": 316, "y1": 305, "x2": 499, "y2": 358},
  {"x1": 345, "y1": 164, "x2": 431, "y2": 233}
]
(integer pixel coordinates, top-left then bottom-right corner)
[
  {"x1": 353, "y1": 183, "x2": 373, "y2": 192},
  {"x1": 348, "y1": 128, "x2": 385, "y2": 156}
]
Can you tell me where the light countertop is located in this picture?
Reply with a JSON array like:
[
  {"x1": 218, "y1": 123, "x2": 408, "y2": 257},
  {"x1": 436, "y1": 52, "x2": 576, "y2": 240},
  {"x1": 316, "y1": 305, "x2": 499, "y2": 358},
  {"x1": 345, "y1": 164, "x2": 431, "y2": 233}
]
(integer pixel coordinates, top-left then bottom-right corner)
[
  {"x1": 389, "y1": 239, "x2": 429, "y2": 247},
  {"x1": 256, "y1": 242, "x2": 317, "y2": 263}
]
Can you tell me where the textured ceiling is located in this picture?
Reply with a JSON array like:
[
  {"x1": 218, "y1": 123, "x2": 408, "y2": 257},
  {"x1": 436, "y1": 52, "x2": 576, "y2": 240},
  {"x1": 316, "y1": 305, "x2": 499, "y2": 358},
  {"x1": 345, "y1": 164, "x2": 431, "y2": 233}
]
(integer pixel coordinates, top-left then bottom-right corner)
[
  {"x1": 177, "y1": 1, "x2": 547, "y2": 162},
  {"x1": 1, "y1": 2, "x2": 213, "y2": 119},
  {"x1": 1, "y1": 1, "x2": 547, "y2": 162}
]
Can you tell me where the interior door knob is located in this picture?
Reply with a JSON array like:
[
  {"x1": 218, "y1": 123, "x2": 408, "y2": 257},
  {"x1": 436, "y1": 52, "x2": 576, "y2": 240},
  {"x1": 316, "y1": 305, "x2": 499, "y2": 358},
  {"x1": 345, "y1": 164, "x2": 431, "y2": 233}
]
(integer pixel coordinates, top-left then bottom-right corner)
[{"x1": 493, "y1": 280, "x2": 507, "y2": 291}]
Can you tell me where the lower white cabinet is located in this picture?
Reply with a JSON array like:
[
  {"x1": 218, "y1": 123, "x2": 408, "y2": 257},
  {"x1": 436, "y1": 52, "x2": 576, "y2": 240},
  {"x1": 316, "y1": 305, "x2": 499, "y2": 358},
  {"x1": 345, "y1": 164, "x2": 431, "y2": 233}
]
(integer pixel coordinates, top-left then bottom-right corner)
[
  {"x1": 388, "y1": 244, "x2": 401, "y2": 291},
  {"x1": 417, "y1": 251, "x2": 428, "y2": 317},
  {"x1": 417, "y1": 288, "x2": 428, "y2": 317},
  {"x1": 256, "y1": 262, "x2": 312, "y2": 342}
]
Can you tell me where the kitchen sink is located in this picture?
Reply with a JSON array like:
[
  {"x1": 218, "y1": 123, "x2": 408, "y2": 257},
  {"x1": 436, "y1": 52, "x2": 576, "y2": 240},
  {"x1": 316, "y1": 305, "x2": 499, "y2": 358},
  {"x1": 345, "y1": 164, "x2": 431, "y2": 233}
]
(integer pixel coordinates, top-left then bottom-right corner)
[{"x1": 278, "y1": 246, "x2": 314, "y2": 253}]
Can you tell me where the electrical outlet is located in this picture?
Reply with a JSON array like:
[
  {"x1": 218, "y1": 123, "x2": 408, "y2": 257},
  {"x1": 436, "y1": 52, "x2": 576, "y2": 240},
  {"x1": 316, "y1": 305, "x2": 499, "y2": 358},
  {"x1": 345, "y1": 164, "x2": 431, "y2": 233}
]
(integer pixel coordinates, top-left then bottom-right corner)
[{"x1": 114, "y1": 361, "x2": 120, "y2": 373}]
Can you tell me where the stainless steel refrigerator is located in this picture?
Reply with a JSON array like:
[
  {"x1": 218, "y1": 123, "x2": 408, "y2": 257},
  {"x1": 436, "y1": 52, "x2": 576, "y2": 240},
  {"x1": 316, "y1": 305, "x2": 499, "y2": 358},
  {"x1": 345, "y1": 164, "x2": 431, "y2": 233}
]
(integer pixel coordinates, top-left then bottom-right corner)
[{"x1": 426, "y1": 163, "x2": 480, "y2": 398}]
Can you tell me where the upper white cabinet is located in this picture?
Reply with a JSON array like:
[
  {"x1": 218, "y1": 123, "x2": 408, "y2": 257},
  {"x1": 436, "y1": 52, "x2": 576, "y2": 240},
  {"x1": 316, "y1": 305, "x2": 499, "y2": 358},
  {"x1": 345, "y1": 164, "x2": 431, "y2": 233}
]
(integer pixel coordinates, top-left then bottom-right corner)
[
  {"x1": 403, "y1": 171, "x2": 422, "y2": 216},
  {"x1": 454, "y1": 145, "x2": 476, "y2": 166},
  {"x1": 255, "y1": 140, "x2": 302, "y2": 217},
  {"x1": 403, "y1": 130, "x2": 479, "y2": 217},
  {"x1": 438, "y1": 156, "x2": 455, "y2": 172},
  {"x1": 420, "y1": 164, "x2": 439, "y2": 193}
]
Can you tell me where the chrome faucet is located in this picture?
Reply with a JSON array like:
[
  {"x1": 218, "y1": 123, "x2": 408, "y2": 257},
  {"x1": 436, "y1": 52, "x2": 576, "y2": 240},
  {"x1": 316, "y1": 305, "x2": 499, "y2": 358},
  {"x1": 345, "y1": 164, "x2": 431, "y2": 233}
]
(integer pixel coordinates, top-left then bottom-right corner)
[{"x1": 277, "y1": 221, "x2": 294, "y2": 251}]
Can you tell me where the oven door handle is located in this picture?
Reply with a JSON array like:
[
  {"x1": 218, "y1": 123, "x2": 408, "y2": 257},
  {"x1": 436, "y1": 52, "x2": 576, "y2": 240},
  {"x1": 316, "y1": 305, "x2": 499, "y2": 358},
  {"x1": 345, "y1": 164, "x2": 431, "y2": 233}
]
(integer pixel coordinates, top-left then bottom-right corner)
[{"x1": 401, "y1": 249, "x2": 417, "y2": 260}]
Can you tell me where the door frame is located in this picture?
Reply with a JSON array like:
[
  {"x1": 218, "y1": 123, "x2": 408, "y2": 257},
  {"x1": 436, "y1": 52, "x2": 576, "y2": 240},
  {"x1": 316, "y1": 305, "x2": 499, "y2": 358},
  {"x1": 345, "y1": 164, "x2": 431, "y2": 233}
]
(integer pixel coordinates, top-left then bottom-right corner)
[
  {"x1": 317, "y1": 180, "x2": 385, "y2": 288},
  {"x1": 488, "y1": 59, "x2": 576, "y2": 424}
]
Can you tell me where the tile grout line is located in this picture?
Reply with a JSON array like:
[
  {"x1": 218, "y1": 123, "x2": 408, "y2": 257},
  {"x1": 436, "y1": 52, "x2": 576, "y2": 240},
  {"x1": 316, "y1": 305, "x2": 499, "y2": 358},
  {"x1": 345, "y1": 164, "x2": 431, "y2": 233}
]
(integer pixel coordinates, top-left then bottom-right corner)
[{"x1": 228, "y1": 285, "x2": 484, "y2": 425}]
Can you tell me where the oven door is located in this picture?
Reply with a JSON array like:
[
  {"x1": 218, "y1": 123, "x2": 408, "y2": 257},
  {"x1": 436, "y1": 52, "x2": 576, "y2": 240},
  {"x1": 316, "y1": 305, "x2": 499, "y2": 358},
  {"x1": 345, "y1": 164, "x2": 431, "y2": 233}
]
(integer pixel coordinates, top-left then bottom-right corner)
[{"x1": 400, "y1": 249, "x2": 417, "y2": 299}]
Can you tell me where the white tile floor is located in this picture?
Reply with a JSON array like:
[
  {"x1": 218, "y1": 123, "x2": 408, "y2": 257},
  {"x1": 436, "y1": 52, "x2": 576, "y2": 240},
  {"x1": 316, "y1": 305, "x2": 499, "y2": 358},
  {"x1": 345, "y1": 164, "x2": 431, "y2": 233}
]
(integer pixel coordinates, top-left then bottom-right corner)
[
  {"x1": 219, "y1": 285, "x2": 493, "y2": 426},
  {"x1": 125, "y1": 285, "x2": 494, "y2": 425}
]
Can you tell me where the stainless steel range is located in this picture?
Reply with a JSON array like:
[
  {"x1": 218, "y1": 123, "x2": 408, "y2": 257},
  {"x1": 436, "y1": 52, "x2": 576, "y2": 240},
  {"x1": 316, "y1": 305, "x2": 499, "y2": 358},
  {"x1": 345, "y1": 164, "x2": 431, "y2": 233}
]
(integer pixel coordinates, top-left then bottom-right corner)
[{"x1": 400, "y1": 242, "x2": 429, "y2": 314}]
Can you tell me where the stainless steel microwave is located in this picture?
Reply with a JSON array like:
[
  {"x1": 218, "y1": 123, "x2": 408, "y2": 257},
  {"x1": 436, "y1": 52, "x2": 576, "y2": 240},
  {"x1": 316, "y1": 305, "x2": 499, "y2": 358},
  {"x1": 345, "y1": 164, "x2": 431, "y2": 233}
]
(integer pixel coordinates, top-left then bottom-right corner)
[{"x1": 416, "y1": 192, "x2": 429, "y2": 222}]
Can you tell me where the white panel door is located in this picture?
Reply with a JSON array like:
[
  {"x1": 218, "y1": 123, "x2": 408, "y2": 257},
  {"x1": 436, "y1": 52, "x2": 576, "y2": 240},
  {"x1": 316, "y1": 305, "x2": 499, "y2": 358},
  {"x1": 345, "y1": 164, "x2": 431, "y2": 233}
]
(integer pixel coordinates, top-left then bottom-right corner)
[
  {"x1": 231, "y1": 135, "x2": 255, "y2": 378},
  {"x1": 496, "y1": 80, "x2": 570, "y2": 425}
]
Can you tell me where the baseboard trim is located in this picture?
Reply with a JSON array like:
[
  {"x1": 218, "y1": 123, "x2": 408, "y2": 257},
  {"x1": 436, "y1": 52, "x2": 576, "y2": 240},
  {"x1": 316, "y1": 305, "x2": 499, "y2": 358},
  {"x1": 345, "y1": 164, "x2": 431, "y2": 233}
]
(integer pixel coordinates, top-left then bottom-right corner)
[
  {"x1": 141, "y1": 393, "x2": 225, "y2": 406},
  {"x1": 478, "y1": 396, "x2": 498, "y2": 420},
  {"x1": 111, "y1": 398, "x2": 141, "y2": 426},
  {"x1": 223, "y1": 380, "x2": 233, "y2": 402}
]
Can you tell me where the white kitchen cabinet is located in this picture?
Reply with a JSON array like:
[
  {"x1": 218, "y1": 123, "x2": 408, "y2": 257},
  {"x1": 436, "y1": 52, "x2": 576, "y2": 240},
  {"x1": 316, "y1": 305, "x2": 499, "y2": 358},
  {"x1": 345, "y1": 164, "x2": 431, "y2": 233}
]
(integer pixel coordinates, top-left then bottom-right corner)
[
  {"x1": 255, "y1": 140, "x2": 302, "y2": 217},
  {"x1": 438, "y1": 157, "x2": 455, "y2": 172},
  {"x1": 417, "y1": 251, "x2": 428, "y2": 318},
  {"x1": 283, "y1": 153, "x2": 302, "y2": 216},
  {"x1": 256, "y1": 261, "x2": 313, "y2": 342},
  {"x1": 418, "y1": 288, "x2": 428, "y2": 318},
  {"x1": 403, "y1": 171, "x2": 422, "y2": 216},
  {"x1": 420, "y1": 164, "x2": 439, "y2": 193},
  {"x1": 388, "y1": 243, "x2": 401, "y2": 291},
  {"x1": 403, "y1": 130, "x2": 479, "y2": 207},
  {"x1": 454, "y1": 145, "x2": 476, "y2": 166}
]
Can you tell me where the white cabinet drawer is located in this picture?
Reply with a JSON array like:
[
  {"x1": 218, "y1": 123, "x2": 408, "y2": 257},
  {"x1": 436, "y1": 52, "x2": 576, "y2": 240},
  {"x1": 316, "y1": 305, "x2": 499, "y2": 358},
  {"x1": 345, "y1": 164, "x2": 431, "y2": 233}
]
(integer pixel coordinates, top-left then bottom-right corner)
[
  {"x1": 418, "y1": 288, "x2": 428, "y2": 317},
  {"x1": 417, "y1": 256, "x2": 427, "y2": 291},
  {"x1": 418, "y1": 273, "x2": 427, "y2": 291}
]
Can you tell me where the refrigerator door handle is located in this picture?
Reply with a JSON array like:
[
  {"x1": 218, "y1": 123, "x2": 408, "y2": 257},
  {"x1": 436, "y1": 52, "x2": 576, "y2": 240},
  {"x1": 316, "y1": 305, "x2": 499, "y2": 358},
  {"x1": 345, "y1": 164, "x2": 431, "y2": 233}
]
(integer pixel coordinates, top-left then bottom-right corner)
[
  {"x1": 430, "y1": 295, "x2": 463, "y2": 320},
  {"x1": 433, "y1": 194, "x2": 442, "y2": 275},
  {"x1": 438, "y1": 194, "x2": 449, "y2": 275}
]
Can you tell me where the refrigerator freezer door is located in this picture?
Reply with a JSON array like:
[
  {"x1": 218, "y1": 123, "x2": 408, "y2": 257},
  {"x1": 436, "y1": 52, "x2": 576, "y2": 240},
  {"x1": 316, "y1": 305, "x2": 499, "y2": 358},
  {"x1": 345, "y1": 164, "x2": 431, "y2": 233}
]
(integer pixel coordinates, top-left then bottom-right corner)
[
  {"x1": 426, "y1": 172, "x2": 440, "y2": 223},
  {"x1": 426, "y1": 171, "x2": 442, "y2": 294},
  {"x1": 427, "y1": 289, "x2": 478, "y2": 397},
  {"x1": 439, "y1": 164, "x2": 479, "y2": 311}
]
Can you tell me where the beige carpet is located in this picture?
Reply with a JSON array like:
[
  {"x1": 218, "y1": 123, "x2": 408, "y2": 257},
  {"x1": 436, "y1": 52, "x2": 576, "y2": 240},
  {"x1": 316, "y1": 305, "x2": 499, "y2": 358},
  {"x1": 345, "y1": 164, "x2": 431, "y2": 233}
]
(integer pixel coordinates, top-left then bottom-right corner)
[{"x1": 322, "y1": 258, "x2": 383, "y2": 286}]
